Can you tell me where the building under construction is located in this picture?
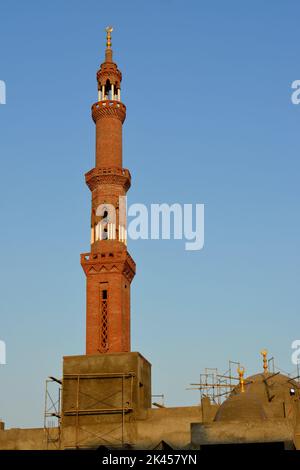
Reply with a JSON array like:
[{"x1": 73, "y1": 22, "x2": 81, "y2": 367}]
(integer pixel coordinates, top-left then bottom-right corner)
[{"x1": 0, "y1": 29, "x2": 300, "y2": 451}]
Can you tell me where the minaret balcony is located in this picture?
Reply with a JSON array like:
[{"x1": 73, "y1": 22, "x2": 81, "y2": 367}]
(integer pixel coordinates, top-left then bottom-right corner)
[
  {"x1": 92, "y1": 100, "x2": 126, "y2": 124},
  {"x1": 85, "y1": 166, "x2": 131, "y2": 192},
  {"x1": 81, "y1": 246, "x2": 136, "y2": 283}
]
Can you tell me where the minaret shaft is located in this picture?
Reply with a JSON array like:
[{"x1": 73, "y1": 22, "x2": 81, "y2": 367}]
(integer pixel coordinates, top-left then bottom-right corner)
[{"x1": 95, "y1": 116, "x2": 123, "y2": 168}]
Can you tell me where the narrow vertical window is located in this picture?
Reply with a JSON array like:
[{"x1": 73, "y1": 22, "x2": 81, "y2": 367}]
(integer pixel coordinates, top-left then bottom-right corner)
[{"x1": 100, "y1": 289, "x2": 108, "y2": 351}]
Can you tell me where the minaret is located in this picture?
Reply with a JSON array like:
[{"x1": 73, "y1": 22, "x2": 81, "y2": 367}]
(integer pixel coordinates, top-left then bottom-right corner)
[{"x1": 81, "y1": 27, "x2": 136, "y2": 355}]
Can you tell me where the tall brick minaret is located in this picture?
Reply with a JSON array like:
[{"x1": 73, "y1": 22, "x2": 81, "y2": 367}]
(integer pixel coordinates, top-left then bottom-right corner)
[{"x1": 81, "y1": 27, "x2": 136, "y2": 355}]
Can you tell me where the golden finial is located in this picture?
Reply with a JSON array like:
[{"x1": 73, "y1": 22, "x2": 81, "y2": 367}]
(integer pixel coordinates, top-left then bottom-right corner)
[
  {"x1": 261, "y1": 349, "x2": 268, "y2": 373},
  {"x1": 105, "y1": 26, "x2": 113, "y2": 49},
  {"x1": 237, "y1": 366, "x2": 245, "y2": 393}
]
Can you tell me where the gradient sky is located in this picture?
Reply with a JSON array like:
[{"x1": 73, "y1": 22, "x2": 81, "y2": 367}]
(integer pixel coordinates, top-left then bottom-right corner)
[{"x1": 0, "y1": 0, "x2": 299, "y2": 428}]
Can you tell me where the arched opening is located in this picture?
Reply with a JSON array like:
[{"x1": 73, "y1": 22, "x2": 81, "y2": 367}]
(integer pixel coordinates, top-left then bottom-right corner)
[{"x1": 105, "y1": 79, "x2": 110, "y2": 99}]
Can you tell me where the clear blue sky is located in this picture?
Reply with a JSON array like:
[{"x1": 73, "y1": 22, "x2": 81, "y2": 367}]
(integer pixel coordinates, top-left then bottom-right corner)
[{"x1": 0, "y1": 0, "x2": 299, "y2": 427}]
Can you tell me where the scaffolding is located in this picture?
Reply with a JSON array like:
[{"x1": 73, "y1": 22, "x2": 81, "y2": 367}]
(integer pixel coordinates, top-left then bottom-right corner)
[
  {"x1": 44, "y1": 376, "x2": 61, "y2": 449},
  {"x1": 63, "y1": 372, "x2": 135, "y2": 449},
  {"x1": 188, "y1": 354, "x2": 300, "y2": 407},
  {"x1": 188, "y1": 360, "x2": 242, "y2": 405},
  {"x1": 152, "y1": 394, "x2": 165, "y2": 408}
]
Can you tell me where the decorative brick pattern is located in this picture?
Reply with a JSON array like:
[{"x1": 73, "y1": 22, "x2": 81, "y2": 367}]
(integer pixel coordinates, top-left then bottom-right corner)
[
  {"x1": 85, "y1": 167, "x2": 131, "y2": 192},
  {"x1": 92, "y1": 101, "x2": 126, "y2": 124},
  {"x1": 100, "y1": 296, "x2": 108, "y2": 352},
  {"x1": 96, "y1": 61, "x2": 122, "y2": 88}
]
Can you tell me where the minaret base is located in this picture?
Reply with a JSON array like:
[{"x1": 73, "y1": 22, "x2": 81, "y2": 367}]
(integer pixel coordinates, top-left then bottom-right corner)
[{"x1": 61, "y1": 352, "x2": 151, "y2": 448}]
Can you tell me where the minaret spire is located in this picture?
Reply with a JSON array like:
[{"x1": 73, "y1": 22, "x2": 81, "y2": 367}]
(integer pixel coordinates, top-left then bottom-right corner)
[{"x1": 105, "y1": 26, "x2": 113, "y2": 62}]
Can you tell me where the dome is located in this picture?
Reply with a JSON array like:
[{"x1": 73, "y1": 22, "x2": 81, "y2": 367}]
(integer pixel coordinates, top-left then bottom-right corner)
[
  {"x1": 214, "y1": 392, "x2": 267, "y2": 422},
  {"x1": 214, "y1": 371, "x2": 299, "y2": 422},
  {"x1": 243, "y1": 372, "x2": 298, "y2": 406}
]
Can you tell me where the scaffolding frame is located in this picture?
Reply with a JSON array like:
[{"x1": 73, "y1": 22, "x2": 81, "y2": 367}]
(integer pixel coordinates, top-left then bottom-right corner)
[
  {"x1": 188, "y1": 356, "x2": 300, "y2": 407},
  {"x1": 188, "y1": 360, "x2": 242, "y2": 404},
  {"x1": 152, "y1": 394, "x2": 165, "y2": 407},
  {"x1": 43, "y1": 377, "x2": 61, "y2": 449},
  {"x1": 63, "y1": 372, "x2": 135, "y2": 449}
]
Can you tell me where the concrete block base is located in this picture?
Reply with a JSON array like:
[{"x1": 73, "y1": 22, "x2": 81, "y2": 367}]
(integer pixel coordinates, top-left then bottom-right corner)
[{"x1": 61, "y1": 352, "x2": 151, "y2": 449}]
